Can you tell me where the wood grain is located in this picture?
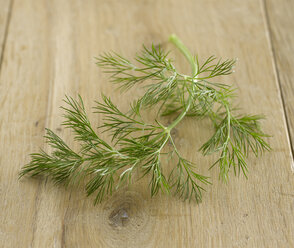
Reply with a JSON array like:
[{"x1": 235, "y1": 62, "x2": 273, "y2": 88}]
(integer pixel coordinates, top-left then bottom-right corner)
[
  {"x1": 0, "y1": 0, "x2": 293, "y2": 247},
  {"x1": 0, "y1": 0, "x2": 12, "y2": 62},
  {"x1": 264, "y1": 0, "x2": 294, "y2": 158},
  {"x1": 0, "y1": 0, "x2": 55, "y2": 246}
]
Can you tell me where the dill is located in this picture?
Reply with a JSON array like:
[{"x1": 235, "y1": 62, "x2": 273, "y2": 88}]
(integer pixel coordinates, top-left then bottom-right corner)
[{"x1": 19, "y1": 34, "x2": 270, "y2": 204}]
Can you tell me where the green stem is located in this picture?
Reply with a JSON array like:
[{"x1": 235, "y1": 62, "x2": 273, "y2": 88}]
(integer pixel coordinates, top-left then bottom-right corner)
[
  {"x1": 167, "y1": 34, "x2": 197, "y2": 131},
  {"x1": 224, "y1": 104, "x2": 231, "y2": 146},
  {"x1": 169, "y1": 34, "x2": 197, "y2": 76},
  {"x1": 167, "y1": 100, "x2": 192, "y2": 131}
]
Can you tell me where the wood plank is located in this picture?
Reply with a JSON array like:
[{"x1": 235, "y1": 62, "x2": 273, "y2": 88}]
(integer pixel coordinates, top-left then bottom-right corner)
[
  {"x1": 0, "y1": 0, "x2": 293, "y2": 247},
  {"x1": 0, "y1": 0, "x2": 11, "y2": 62},
  {"x1": 0, "y1": 0, "x2": 55, "y2": 246},
  {"x1": 264, "y1": 0, "x2": 294, "y2": 158}
]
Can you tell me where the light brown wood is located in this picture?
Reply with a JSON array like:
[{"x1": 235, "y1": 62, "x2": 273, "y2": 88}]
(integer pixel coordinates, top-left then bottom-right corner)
[
  {"x1": 0, "y1": 0, "x2": 57, "y2": 246},
  {"x1": 0, "y1": 0, "x2": 11, "y2": 60},
  {"x1": 0, "y1": 0, "x2": 293, "y2": 247},
  {"x1": 264, "y1": 0, "x2": 294, "y2": 156}
]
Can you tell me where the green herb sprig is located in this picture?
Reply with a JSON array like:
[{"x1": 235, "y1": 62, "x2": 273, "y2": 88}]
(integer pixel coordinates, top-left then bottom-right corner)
[{"x1": 19, "y1": 35, "x2": 270, "y2": 204}]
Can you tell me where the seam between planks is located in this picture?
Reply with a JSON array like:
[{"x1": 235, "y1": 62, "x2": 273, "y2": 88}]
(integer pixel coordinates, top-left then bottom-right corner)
[
  {"x1": 260, "y1": 0, "x2": 294, "y2": 169},
  {"x1": 29, "y1": 55, "x2": 55, "y2": 247},
  {"x1": 29, "y1": 46, "x2": 56, "y2": 248},
  {"x1": 0, "y1": 0, "x2": 14, "y2": 76},
  {"x1": 30, "y1": 3, "x2": 57, "y2": 246}
]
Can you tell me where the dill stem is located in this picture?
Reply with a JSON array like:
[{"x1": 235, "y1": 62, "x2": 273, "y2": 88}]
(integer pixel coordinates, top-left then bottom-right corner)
[
  {"x1": 167, "y1": 34, "x2": 197, "y2": 131},
  {"x1": 225, "y1": 104, "x2": 231, "y2": 145},
  {"x1": 167, "y1": 99, "x2": 192, "y2": 131},
  {"x1": 168, "y1": 34, "x2": 197, "y2": 76}
]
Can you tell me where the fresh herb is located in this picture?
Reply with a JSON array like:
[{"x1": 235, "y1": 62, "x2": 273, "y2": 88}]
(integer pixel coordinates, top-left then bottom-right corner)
[{"x1": 19, "y1": 34, "x2": 270, "y2": 204}]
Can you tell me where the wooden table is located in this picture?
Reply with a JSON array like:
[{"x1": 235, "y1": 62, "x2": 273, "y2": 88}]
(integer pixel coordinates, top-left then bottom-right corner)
[{"x1": 0, "y1": 0, "x2": 293, "y2": 247}]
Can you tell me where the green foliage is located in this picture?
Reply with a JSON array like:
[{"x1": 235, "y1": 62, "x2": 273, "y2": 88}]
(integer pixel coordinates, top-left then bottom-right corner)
[
  {"x1": 200, "y1": 113, "x2": 270, "y2": 181},
  {"x1": 20, "y1": 34, "x2": 270, "y2": 204}
]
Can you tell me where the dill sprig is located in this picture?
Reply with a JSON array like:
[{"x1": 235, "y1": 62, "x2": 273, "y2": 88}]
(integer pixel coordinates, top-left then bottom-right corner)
[{"x1": 19, "y1": 34, "x2": 270, "y2": 204}]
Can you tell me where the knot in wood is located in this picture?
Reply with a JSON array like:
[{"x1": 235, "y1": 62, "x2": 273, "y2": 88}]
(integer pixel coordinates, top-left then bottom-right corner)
[
  {"x1": 102, "y1": 190, "x2": 148, "y2": 230},
  {"x1": 109, "y1": 204, "x2": 130, "y2": 227}
]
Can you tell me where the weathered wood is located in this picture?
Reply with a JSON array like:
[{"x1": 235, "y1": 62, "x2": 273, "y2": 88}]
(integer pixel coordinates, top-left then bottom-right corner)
[
  {"x1": 0, "y1": 0, "x2": 12, "y2": 62},
  {"x1": 264, "y1": 0, "x2": 294, "y2": 157},
  {"x1": 0, "y1": 0, "x2": 293, "y2": 247},
  {"x1": 0, "y1": 0, "x2": 55, "y2": 246}
]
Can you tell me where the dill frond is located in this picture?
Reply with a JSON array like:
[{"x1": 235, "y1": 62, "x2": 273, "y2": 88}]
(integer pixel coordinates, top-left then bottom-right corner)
[{"x1": 20, "y1": 34, "x2": 270, "y2": 204}]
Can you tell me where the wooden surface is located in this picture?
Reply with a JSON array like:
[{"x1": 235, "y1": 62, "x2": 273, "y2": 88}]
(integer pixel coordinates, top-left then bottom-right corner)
[
  {"x1": 0, "y1": 0, "x2": 293, "y2": 247},
  {"x1": 0, "y1": 0, "x2": 11, "y2": 61},
  {"x1": 265, "y1": 0, "x2": 294, "y2": 157}
]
